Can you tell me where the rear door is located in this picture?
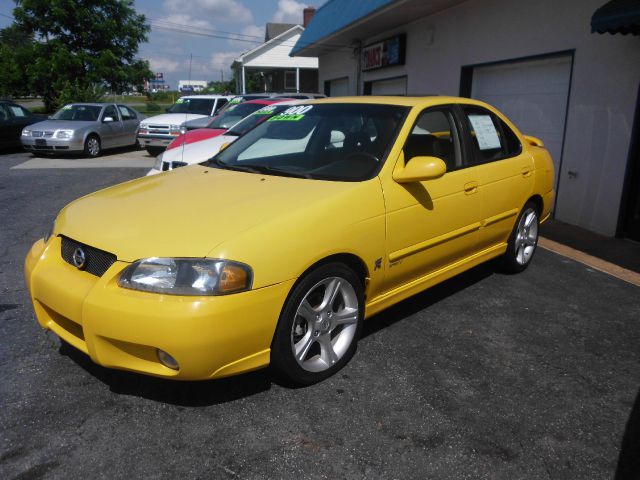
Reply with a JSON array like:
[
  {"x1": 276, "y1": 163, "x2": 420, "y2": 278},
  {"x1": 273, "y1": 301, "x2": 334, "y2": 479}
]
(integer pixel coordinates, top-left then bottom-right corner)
[
  {"x1": 458, "y1": 105, "x2": 534, "y2": 251},
  {"x1": 117, "y1": 105, "x2": 140, "y2": 146}
]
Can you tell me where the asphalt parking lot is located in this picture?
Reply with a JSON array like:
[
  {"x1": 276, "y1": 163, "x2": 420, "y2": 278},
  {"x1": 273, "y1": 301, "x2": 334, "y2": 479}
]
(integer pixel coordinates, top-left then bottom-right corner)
[{"x1": 1, "y1": 149, "x2": 639, "y2": 480}]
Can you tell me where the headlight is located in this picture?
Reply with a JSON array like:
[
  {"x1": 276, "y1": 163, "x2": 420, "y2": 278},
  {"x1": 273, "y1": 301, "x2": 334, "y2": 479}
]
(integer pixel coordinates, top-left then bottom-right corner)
[
  {"x1": 139, "y1": 125, "x2": 148, "y2": 134},
  {"x1": 22, "y1": 129, "x2": 31, "y2": 137},
  {"x1": 118, "y1": 258, "x2": 252, "y2": 295},
  {"x1": 55, "y1": 129, "x2": 74, "y2": 139},
  {"x1": 169, "y1": 124, "x2": 182, "y2": 135},
  {"x1": 154, "y1": 153, "x2": 164, "y2": 170}
]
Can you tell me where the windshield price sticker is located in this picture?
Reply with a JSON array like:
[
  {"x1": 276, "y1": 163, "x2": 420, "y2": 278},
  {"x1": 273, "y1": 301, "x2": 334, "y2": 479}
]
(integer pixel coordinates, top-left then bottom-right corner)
[
  {"x1": 62, "y1": 104, "x2": 72, "y2": 110},
  {"x1": 229, "y1": 97, "x2": 242, "y2": 105},
  {"x1": 255, "y1": 105, "x2": 277, "y2": 115},
  {"x1": 268, "y1": 105, "x2": 313, "y2": 122},
  {"x1": 175, "y1": 98, "x2": 185, "y2": 104},
  {"x1": 468, "y1": 114, "x2": 501, "y2": 150}
]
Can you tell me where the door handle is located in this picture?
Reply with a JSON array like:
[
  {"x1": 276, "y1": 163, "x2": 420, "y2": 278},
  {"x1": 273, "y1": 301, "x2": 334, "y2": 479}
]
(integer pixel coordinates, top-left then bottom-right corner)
[
  {"x1": 521, "y1": 167, "x2": 533, "y2": 178},
  {"x1": 464, "y1": 181, "x2": 478, "y2": 195}
]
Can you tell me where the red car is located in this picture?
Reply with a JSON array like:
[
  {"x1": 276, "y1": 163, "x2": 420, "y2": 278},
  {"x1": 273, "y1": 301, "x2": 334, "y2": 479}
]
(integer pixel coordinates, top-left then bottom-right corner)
[{"x1": 166, "y1": 99, "x2": 292, "y2": 151}]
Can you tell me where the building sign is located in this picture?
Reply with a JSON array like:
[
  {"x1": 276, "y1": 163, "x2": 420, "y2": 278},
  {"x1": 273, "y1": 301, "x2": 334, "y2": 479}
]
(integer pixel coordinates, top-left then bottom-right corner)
[{"x1": 362, "y1": 34, "x2": 406, "y2": 72}]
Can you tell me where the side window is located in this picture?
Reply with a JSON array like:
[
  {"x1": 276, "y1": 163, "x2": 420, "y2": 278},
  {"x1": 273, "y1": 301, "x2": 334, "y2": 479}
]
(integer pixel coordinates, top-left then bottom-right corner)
[
  {"x1": 118, "y1": 105, "x2": 136, "y2": 120},
  {"x1": 103, "y1": 105, "x2": 118, "y2": 121},
  {"x1": 215, "y1": 99, "x2": 228, "y2": 113},
  {"x1": 9, "y1": 105, "x2": 26, "y2": 117},
  {"x1": 463, "y1": 106, "x2": 521, "y2": 163},
  {"x1": 0, "y1": 104, "x2": 9, "y2": 122},
  {"x1": 404, "y1": 108, "x2": 461, "y2": 170}
]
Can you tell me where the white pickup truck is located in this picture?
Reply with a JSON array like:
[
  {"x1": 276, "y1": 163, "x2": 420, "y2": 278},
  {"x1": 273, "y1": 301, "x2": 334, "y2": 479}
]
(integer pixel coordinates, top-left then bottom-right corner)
[{"x1": 137, "y1": 95, "x2": 232, "y2": 156}]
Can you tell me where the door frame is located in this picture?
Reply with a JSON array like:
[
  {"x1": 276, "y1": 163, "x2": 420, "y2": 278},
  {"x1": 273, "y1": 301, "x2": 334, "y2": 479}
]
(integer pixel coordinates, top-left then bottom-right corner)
[{"x1": 617, "y1": 82, "x2": 640, "y2": 240}]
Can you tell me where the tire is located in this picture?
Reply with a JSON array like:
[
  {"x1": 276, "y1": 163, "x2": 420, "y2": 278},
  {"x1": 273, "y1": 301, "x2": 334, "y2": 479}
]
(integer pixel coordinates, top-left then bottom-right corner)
[
  {"x1": 270, "y1": 263, "x2": 364, "y2": 386},
  {"x1": 146, "y1": 146, "x2": 164, "y2": 157},
  {"x1": 499, "y1": 201, "x2": 540, "y2": 273},
  {"x1": 84, "y1": 134, "x2": 101, "y2": 158}
]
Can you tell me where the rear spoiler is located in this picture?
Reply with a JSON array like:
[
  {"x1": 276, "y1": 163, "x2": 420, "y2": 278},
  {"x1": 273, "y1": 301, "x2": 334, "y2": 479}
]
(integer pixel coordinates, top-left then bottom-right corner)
[{"x1": 524, "y1": 135, "x2": 545, "y2": 147}]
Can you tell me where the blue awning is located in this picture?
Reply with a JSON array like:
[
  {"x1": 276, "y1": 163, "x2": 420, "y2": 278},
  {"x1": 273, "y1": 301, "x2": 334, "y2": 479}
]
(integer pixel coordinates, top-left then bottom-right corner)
[
  {"x1": 591, "y1": 0, "x2": 640, "y2": 35},
  {"x1": 291, "y1": 0, "x2": 397, "y2": 56}
]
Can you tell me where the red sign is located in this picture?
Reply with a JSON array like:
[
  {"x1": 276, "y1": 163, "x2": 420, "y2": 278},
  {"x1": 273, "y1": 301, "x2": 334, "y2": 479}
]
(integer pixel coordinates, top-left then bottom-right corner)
[{"x1": 362, "y1": 43, "x2": 383, "y2": 71}]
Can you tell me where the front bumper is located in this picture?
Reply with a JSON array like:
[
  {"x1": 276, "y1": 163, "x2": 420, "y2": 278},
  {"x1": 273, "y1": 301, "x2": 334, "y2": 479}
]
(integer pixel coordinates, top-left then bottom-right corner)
[
  {"x1": 21, "y1": 136, "x2": 84, "y2": 153},
  {"x1": 25, "y1": 236, "x2": 294, "y2": 380},
  {"x1": 137, "y1": 134, "x2": 176, "y2": 149}
]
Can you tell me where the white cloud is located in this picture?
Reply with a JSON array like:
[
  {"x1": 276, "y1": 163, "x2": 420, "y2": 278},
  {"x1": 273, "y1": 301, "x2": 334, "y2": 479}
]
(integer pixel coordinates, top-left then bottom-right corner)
[
  {"x1": 163, "y1": 0, "x2": 253, "y2": 25},
  {"x1": 272, "y1": 0, "x2": 305, "y2": 23},
  {"x1": 210, "y1": 51, "x2": 241, "y2": 72},
  {"x1": 226, "y1": 24, "x2": 263, "y2": 49},
  {"x1": 165, "y1": 13, "x2": 212, "y2": 31},
  {"x1": 147, "y1": 56, "x2": 181, "y2": 73}
]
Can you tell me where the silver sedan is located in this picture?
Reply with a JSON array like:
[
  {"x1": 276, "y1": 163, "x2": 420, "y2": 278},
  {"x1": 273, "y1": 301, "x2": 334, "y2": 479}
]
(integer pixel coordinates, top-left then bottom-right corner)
[{"x1": 21, "y1": 103, "x2": 144, "y2": 157}]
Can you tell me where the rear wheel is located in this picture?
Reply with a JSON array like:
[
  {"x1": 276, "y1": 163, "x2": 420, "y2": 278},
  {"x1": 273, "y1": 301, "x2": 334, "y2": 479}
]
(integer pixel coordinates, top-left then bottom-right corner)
[
  {"x1": 499, "y1": 201, "x2": 539, "y2": 273},
  {"x1": 270, "y1": 263, "x2": 364, "y2": 386},
  {"x1": 146, "y1": 146, "x2": 164, "y2": 157},
  {"x1": 84, "y1": 135, "x2": 101, "y2": 158}
]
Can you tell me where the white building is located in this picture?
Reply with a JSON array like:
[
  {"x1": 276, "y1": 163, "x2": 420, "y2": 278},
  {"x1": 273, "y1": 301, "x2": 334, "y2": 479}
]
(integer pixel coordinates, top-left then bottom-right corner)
[
  {"x1": 232, "y1": 21, "x2": 319, "y2": 94},
  {"x1": 292, "y1": 0, "x2": 640, "y2": 240}
]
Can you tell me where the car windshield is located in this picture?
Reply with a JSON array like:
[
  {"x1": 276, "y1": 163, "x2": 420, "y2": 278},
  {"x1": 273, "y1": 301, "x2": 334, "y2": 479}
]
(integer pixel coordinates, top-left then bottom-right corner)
[
  {"x1": 224, "y1": 104, "x2": 290, "y2": 136},
  {"x1": 167, "y1": 98, "x2": 215, "y2": 115},
  {"x1": 52, "y1": 105, "x2": 102, "y2": 121},
  {"x1": 208, "y1": 103, "x2": 409, "y2": 182},
  {"x1": 207, "y1": 103, "x2": 268, "y2": 130}
]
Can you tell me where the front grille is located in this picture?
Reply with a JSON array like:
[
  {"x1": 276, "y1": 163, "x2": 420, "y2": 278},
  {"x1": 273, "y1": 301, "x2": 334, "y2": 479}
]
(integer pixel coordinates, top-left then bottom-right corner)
[
  {"x1": 32, "y1": 130, "x2": 54, "y2": 138},
  {"x1": 61, "y1": 236, "x2": 117, "y2": 277},
  {"x1": 148, "y1": 124, "x2": 170, "y2": 134}
]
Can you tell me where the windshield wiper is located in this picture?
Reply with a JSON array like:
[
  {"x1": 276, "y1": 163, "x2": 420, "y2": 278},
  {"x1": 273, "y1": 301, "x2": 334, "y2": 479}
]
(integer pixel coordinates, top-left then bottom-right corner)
[
  {"x1": 205, "y1": 158, "x2": 262, "y2": 174},
  {"x1": 234, "y1": 164, "x2": 311, "y2": 179}
]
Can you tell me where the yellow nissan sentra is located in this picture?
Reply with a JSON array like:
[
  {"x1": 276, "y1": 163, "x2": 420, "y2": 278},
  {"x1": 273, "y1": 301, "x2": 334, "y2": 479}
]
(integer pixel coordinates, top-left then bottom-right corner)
[{"x1": 24, "y1": 97, "x2": 555, "y2": 385}]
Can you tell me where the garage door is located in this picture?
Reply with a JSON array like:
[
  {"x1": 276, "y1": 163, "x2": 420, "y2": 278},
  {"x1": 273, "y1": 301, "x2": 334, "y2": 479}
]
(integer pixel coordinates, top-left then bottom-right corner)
[
  {"x1": 370, "y1": 76, "x2": 407, "y2": 95},
  {"x1": 471, "y1": 55, "x2": 572, "y2": 190},
  {"x1": 328, "y1": 77, "x2": 349, "y2": 97}
]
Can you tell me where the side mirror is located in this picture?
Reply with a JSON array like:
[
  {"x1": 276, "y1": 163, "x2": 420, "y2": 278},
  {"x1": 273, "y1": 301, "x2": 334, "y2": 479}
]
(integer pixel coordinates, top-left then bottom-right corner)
[
  {"x1": 393, "y1": 155, "x2": 447, "y2": 183},
  {"x1": 103, "y1": 116, "x2": 114, "y2": 123}
]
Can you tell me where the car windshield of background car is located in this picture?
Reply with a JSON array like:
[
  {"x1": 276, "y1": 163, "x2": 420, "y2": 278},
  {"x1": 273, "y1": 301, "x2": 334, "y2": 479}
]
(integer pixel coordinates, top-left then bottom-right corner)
[
  {"x1": 207, "y1": 103, "x2": 268, "y2": 130},
  {"x1": 167, "y1": 98, "x2": 215, "y2": 115},
  {"x1": 225, "y1": 104, "x2": 291, "y2": 137},
  {"x1": 52, "y1": 105, "x2": 102, "y2": 121},
  {"x1": 211, "y1": 104, "x2": 408, "y2": 182}
]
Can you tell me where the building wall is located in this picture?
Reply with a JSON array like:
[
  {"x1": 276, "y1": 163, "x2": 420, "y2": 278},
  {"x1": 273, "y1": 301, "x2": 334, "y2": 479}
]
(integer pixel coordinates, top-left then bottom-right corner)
[
  {"x1": 316, "y1": 0, "x2": 640, "y2": 236},
  {"x1": 243, "y1": 31, "x2": 319, "y2": 69}
]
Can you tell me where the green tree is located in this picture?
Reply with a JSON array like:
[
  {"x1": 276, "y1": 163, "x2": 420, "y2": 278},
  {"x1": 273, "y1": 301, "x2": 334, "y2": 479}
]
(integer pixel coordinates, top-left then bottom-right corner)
[
  {"x1": 0, "y1": 24, "x2": 34, "y2": 98},
  {"x1": 204, "y1": 80, "x2": 235, "y2": 95},
  {"x1": 4, "y1": 0, "x2": 152, "y2": 111}
]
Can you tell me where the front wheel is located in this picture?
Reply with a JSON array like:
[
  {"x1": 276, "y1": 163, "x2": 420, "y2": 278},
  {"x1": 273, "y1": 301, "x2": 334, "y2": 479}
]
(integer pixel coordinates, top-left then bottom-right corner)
[
  {"x1": 270, "y1": 263, "x2": 364, "y2": 386},
  {"x1": 499, "y1": 201, "x2": 539, "y2": 273},
  {"x1": 84, "y1": 135, "x2": 101, "y2": 158}
]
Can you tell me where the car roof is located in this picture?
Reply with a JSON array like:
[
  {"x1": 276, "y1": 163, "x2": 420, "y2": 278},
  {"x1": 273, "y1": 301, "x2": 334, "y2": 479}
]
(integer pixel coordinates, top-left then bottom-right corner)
[
  {"x1": 241, "y1": 98, "x2": 297, "y2": 105},
  {"x1": 300, "y1": 95, "x2": 493, "y2": 109},
  {"x1": 180, "y1": 95, "x2": 233, "y2": 99}
]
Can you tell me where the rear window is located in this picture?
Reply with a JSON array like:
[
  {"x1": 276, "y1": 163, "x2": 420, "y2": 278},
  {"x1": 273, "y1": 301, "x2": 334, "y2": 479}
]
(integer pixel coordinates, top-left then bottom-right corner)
[{"x1": 167, "y1": 98, "x2": 216, "y2": 115}]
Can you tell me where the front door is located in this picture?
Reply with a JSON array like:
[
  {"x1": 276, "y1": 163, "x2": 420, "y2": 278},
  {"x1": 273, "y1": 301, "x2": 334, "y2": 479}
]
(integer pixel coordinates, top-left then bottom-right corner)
[
  {"x1": 381, "y1": 107, "x2": 481, "y2": 292},
  {"x1": 100, "y1": 105, "x2": 123, "y2": 148}
]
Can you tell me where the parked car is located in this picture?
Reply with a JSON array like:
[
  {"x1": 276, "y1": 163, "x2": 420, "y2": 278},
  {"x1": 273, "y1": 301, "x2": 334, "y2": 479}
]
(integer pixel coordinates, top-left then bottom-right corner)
[
  {"x1": 21, "y1": 103, "x2": 143, "y2": 157},
  {"x1": 137, "y1": 95, "x2": 232, "y2": 157},
  {"x1": 0, "y1": 100, "x2": 43, "y2": 150},
  {"x1": 148, "y1": 100, "x2": 301, "y2": 175},
  {"x1": 24, "y1": 96, "x2": 555, "y2": 385}
]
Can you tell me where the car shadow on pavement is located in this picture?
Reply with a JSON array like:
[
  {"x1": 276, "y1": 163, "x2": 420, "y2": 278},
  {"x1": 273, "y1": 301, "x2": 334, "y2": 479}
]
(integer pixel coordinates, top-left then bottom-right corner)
[
  {"x1": 361, "y1": 261, "x2": 495, "y2": 339},
  {"x1": 615, "y1": 387, "x2": 640, "y2": 479},
  {"x1": 58, "y1": 342, "x2": 272, "y2": 406}
]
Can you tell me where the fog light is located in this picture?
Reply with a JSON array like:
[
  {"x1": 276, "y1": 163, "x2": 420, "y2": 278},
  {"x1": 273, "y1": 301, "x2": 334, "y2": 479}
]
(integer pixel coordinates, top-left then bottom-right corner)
[{"x1": 157, "y1": 349, "x2": 179, "y2": 370}]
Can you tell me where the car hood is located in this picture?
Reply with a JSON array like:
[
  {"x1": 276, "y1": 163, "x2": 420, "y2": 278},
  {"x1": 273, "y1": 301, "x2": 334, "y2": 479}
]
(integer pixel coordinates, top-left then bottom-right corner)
[
  {"x1": 163, "y1": 134, "x2": 235, "y2": 164},
  {"x1": 28, "y1": 119, "x2": 94, "y2": 130},
  {"x1": 140, "y1": 113, "x2": 206, "y2": 125},
  {"x1": 55, "y1": 165, "x2": 361, "y2": 262}
]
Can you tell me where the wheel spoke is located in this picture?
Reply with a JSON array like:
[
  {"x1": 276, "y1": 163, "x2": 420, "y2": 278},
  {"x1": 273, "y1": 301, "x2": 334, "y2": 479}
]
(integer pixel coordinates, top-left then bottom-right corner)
[
  {"x1": 320, "y1": 278, "x2": 341, "y2": 311},
  {"x1": 294, "y1": 333, "x2": 314, "y2": 363},
  {"x1": 318, "y1": 334, "x2": 338, "y2": 366},
  {"x1": 332, "y1": 307, "x2": 358, "y2": 326},
  {"x1": 524, "y1": 212, "x2": 535, "y2": 228},
  {"x1": 297, "y1": 299, "x2": 317, "y2": 322}
]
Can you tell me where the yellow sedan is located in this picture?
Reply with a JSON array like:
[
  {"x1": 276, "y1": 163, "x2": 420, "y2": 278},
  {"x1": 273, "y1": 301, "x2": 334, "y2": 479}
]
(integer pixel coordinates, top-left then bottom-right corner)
[{"x1": 24, "y1": 97, "x2": 555, "y2": 385}]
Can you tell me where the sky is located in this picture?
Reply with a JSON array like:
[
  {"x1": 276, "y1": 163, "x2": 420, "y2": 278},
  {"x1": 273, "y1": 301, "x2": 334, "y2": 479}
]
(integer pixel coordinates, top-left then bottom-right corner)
[{"x1": 0, "y1": 0, "x2": 326, "y2": 89}]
